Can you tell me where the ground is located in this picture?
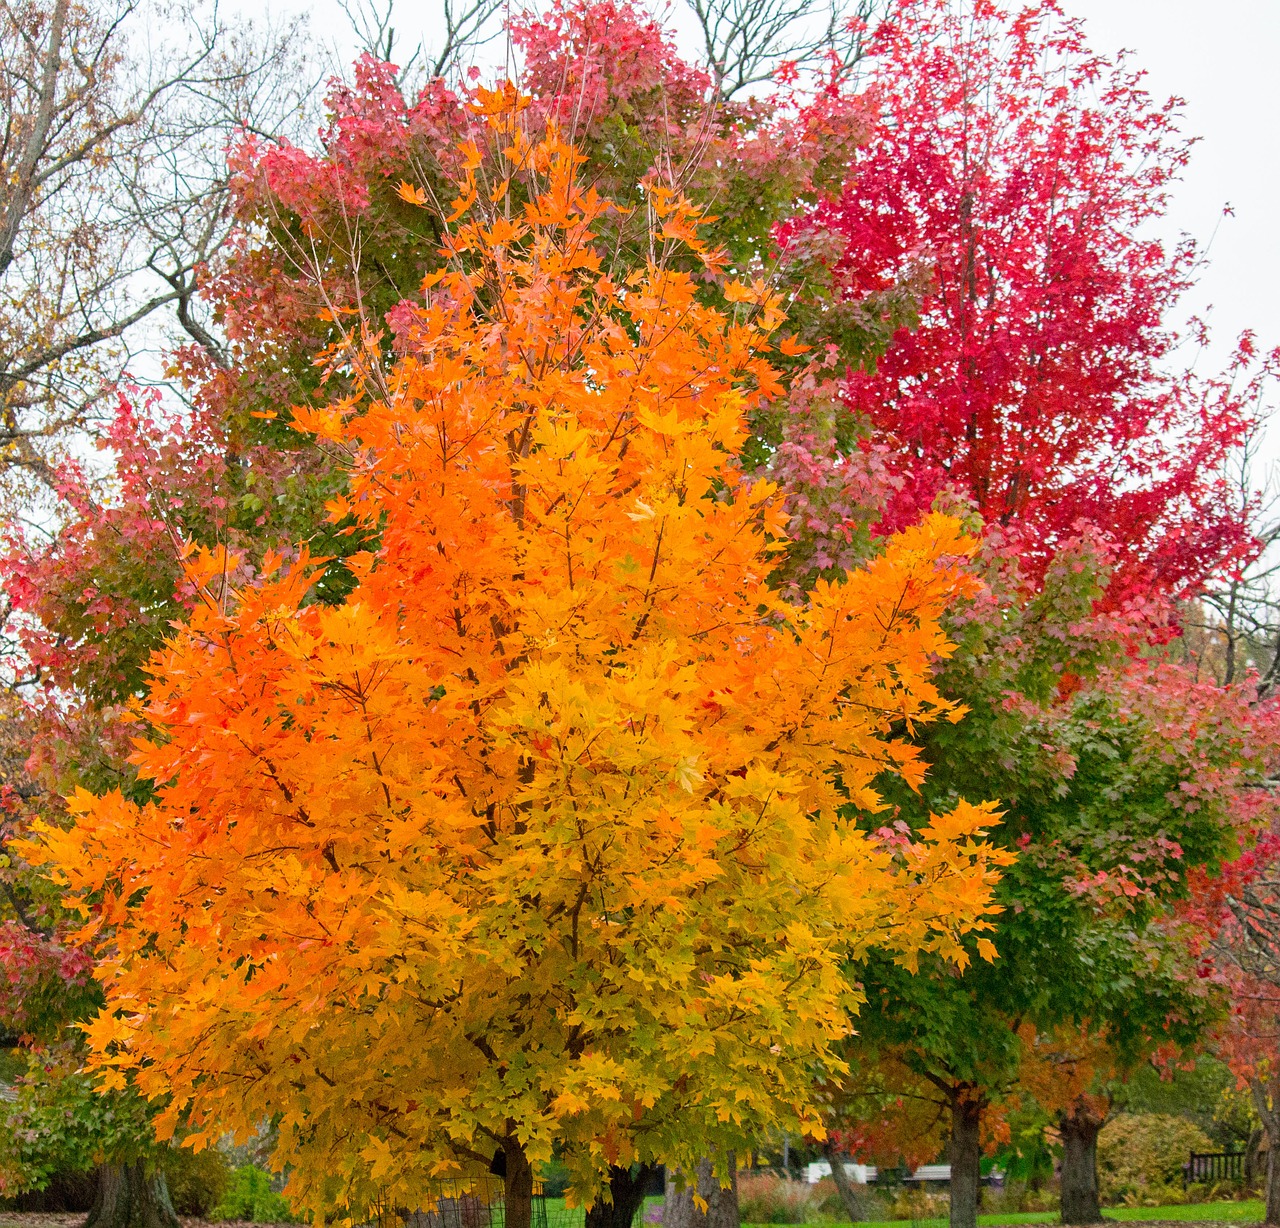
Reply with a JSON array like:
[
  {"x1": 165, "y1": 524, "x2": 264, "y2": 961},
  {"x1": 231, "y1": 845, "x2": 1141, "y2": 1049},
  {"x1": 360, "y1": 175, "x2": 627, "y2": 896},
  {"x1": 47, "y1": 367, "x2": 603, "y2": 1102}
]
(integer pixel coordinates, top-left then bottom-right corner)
[{"x1": 0, "y1": 1207, "x2": 1266, "y2": 1228}]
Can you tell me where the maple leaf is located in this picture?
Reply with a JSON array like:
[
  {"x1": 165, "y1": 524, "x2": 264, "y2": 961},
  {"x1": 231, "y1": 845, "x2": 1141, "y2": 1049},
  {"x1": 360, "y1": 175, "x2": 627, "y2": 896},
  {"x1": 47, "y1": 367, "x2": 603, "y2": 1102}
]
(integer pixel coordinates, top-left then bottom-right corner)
[{"x1": 396, "y1": 180, "x2": 429, "y2": 207}]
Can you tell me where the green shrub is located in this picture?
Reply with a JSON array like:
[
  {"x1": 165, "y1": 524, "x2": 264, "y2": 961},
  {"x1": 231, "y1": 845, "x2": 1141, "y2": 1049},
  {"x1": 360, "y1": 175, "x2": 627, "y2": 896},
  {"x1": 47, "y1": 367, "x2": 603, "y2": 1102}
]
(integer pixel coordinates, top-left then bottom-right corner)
[
  {"x1": 1098, "y1": 1113, "x2": 1214, "y2": 1206},
  {"x1": 210, "y1": 1163, "x2": 298, "y2": 1223},
  {"x1": 164, "y1": 1144, "x2": 232, "y2": 1217},
  {"x1": 0, "y1": 1048, "x2": 157, "y2": 1194}
]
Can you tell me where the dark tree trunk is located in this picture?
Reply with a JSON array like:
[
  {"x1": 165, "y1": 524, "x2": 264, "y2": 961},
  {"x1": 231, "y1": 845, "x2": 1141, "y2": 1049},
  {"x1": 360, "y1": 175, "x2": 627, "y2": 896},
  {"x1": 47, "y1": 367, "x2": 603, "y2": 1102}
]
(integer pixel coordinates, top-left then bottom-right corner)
[
  {"x1": 1245, "y1": 1127, "x2": 1265, "y2": 1187},
  {"x1": 585, "y1": 1164, "x2": 658, "y2": 1228},
  {"x1": 1267, "y1": 1143, "x2": 1280, "y2": 1228},
  {"x1": 85, "y1": 1162, "x2": 179, "y2": 1228},
  {"x1": 662, "y1": 1156, "x2": 738, "y2": 1228},
  {"x1": 822, "y1": 1141, "x2": 866, "y2": 1223},
  {"x1": 503, "y1": 1136, "x2": 535, "y2": 1228},
  {"x1": 1059, "y1": 1101, "x2": 1105, "y2": 1225},
  {"x1": 1246, "y1": 1075, "x2": 1280, "y2": 1226},
  {"x1": 948, "y1": 1089, "x2": 983, "y2": 1228}
]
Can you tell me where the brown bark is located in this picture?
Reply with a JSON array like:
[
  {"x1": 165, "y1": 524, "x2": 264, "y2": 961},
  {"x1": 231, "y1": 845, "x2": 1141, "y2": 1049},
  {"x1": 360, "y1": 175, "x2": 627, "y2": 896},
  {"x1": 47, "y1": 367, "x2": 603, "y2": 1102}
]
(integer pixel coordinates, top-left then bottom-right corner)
[
  {"x1": 1245, "y1": 1127, "x2": 1265, "y2": 1187},
  {"x1": 819, "y1": 1142, "x2": 870, "y2": 1219},
  {"x1": 1058, "y1": 1098, "x2": 1106, "y2": 1225},
  {"x1": 84, "y1": 1162, "x2": 179, "y2": 1228},
  {"x1": 662, "y1": 1156, "x2": 738, "y2": 1228},
  {"x1": 503, "y1": 1136, "x2": 535, "y2": 1228},
  {"x1": 822, "y1": 1141, "x2": 867, "y2": 1223},
  {"x1": 1265, "y1": 1144, "x2": 1280, "y2": 1228},
  {"x1": 1246, "y1": 1075, "x2": 1280, "y2": 1227},
  {"x1": 585, "y1": 1164, "x2": 658, "y2": 1228},
  {"x1": 948, "y1": 1088, "x2": 983, "y2": 1228}
]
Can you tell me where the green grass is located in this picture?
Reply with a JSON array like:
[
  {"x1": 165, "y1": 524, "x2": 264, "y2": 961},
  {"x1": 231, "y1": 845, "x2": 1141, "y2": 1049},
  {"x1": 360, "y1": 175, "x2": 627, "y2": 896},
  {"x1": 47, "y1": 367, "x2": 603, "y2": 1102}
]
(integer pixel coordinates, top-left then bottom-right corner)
[
  {"x1": 544, "y1": 1198, "x2": 586, "y2": 1228},
  {"x1": 541, "y1": 1194, "x2": 1266, "y2": 1228},
  {"x1": 805, "y1": 1202, "x2": 1267, "y2": 1228},
  {"x1": 1101, "y1": 1205, "x2": 1264, "y2": 1223}
]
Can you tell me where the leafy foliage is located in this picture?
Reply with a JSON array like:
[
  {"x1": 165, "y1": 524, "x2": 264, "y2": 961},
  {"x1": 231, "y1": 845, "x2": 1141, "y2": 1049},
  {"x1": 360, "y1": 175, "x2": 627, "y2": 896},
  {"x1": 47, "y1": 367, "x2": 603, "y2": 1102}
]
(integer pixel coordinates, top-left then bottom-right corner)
[
  {"x1": 1097, "y1": 1114, "x2": 1213, "y2": 1205},
  {"x1": 779, "y1": 0, "x2": 1270, "y2": 600},
  {"x1": 819, "y1": 539, "x2": 1271, "y2": 1182},
  {"x1": 34, "y1": 108, "x2": 1011, "y2": 1222},
  {"x1": 162, "y1": 1144, "x2": 233, "y2": 1218},
  {"x1": 0, "y1": 1047, "x2": 158, "y2": 1196},
  {"x1": 0, "y1": 3, "x2": 1275, "y2": 1224},
  {"x1": 210, "y1": 1165, "x2": 297, "y2": 1224}
]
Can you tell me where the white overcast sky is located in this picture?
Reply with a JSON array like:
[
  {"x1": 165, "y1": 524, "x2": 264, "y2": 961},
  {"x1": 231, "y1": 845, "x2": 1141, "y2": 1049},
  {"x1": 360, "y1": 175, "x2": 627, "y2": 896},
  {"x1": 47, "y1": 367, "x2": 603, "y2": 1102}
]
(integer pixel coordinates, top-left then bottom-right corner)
[{"x1": 1065, "y1": 0, "x2": 1280, "y2": 369}]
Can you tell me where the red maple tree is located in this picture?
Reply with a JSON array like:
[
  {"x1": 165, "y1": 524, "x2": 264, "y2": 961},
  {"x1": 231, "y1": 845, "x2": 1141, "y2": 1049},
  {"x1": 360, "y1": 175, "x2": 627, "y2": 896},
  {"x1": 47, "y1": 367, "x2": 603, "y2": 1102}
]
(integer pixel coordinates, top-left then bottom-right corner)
[{"x1": 779, "y1": 0, "x2": 1273, "y2": 599}]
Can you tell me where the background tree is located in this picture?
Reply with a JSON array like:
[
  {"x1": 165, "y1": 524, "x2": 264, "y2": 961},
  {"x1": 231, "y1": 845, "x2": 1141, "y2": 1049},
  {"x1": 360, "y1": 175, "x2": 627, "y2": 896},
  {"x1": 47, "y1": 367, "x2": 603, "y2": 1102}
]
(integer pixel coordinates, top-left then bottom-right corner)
[
  {"x1": 818, "y1": 542, "x2": 1257, "y2": 1228},
  {"x1": 757, "y1": 6, "x2": 1277, "y2": 1225},
  {"x1": 1197, "y1": 833, "x2": 1280, "y2": 1226},
  {"x1": 778, "y1": 0, "x2": 1268, "y2": 602},
  {"x1": 1180, "y1": 416, "x2": 1280, "y2": 691},
  {"x1": 0, "y1": 0, "x2": 310, "y2": 493}
]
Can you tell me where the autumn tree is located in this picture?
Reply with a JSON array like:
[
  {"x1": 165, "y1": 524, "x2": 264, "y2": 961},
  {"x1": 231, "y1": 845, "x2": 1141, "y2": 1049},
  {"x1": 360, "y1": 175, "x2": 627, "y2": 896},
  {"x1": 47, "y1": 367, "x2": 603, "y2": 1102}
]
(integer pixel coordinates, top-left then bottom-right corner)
[
  {"x1": 0, "y1": 15, "x2": 905, "y2": 1228},
  {"x1": 1196, "y1": 833, "x2": 1280, "y2": 1226},
  {"x1": 810, "y1": 534, "x2": 1266, "y2": 1228},
  {"x1": 750, "y1": 6, "x2": 1276, "y2": 1226},
  {"x1": 33, "y1": 105, "x2": 1011, "y2": 1228},
  {"x1": 0, "y1": 15, "x2": 900, "y2": 1220},
  {"x1": 778, "y1": 0, "x2": 1263, "y2": 601}
]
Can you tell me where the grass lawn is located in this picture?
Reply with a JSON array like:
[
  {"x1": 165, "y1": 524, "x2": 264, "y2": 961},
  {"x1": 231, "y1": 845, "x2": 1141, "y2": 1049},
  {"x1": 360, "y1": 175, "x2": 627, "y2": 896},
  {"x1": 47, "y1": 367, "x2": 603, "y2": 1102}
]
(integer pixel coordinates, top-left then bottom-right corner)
[
  {"x1": 1105, "y1": 1206, "x2": 1265, "y2": 1223},
  {"x1": 540, "y1": 1195, "x2": 1267, "y2": 1228},
  {"x1": 823, "y1": 1203, "x2": 1267, "y2": 1228}
]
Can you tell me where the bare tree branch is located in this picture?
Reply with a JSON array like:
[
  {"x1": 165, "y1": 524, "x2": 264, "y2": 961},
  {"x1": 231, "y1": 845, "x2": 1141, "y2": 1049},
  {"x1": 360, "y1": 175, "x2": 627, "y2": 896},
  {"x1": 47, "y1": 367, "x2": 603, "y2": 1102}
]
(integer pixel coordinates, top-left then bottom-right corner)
[
  {"x1": 335, "y1": 0, "x2": 503, "y2": 91},
  {"x1": 1180, "y1": 414, "x2": 1280, "y2": 693},
  {"x1": 0, "y1": 0, "x2": 316, "y2": 491},
  {"x1": 686, "y1": 0, "x2": 884, "y2": 97}
]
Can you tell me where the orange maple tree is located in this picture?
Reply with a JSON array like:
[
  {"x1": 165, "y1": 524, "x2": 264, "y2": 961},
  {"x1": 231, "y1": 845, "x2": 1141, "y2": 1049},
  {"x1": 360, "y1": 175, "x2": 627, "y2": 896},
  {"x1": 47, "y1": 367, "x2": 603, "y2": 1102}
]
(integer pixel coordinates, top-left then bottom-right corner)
[{"x1": 33, "y1": 94, "x2": 1012, "y2": 1226}]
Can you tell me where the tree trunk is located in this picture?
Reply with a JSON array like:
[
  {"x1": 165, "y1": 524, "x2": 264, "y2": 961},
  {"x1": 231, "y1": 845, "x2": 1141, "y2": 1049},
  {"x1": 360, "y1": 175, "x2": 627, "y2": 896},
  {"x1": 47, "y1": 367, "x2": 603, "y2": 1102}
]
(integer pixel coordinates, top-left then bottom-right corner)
[
  {"x1": 1266, "y1": 1143, "x2": 1280, "y2": 1228},
  {"x1": 503, "y1": 1136, "x2": 535, "y2": 1228},
  {"x1": 85, "y1": 1162, "x2": 179, "y2": 1228},
  {"x1": 585, "y1": 1164, "x2": 659, "y2": 1228},
  {"x1": 1245, "y1": 1127, "x2": 1265, "y2": 1188},
  {"x1": 948, "y1": 1089, "x2": 983, "y2": 1228},
  {"x1": 1247, "y1": 1076, "x2": 1280, "y2": 1227},
  {"x1": 662, "y1": 1156, "x2": 738, "y2": 1228},
  {"x1": 822, "y1": 1142, "x2": 866, "y2": 1223},
  {"x1": 1059, "y1": 1100, "x2": 1105, "y2": 1225}
]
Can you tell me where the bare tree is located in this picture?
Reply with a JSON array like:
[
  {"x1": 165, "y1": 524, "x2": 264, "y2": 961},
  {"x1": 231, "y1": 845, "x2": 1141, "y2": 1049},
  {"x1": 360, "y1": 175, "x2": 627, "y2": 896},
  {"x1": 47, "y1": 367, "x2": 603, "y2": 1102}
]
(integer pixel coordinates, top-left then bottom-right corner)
[
  {"x1": 335, "y1": 0, "x2": 504, "y2": 90},
  {"x1": 1181, "y1": 420, "x2": 1280, "y2": 693},
  {"x1": 336, "y1": 0, "x2": 880, "y2": 103},
  {"x1": 686, "y1": 0, "x2": 884, "y2": 98},
  {"x1": 0, "y1": 0, "x2": 312, "y2": 493}
]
